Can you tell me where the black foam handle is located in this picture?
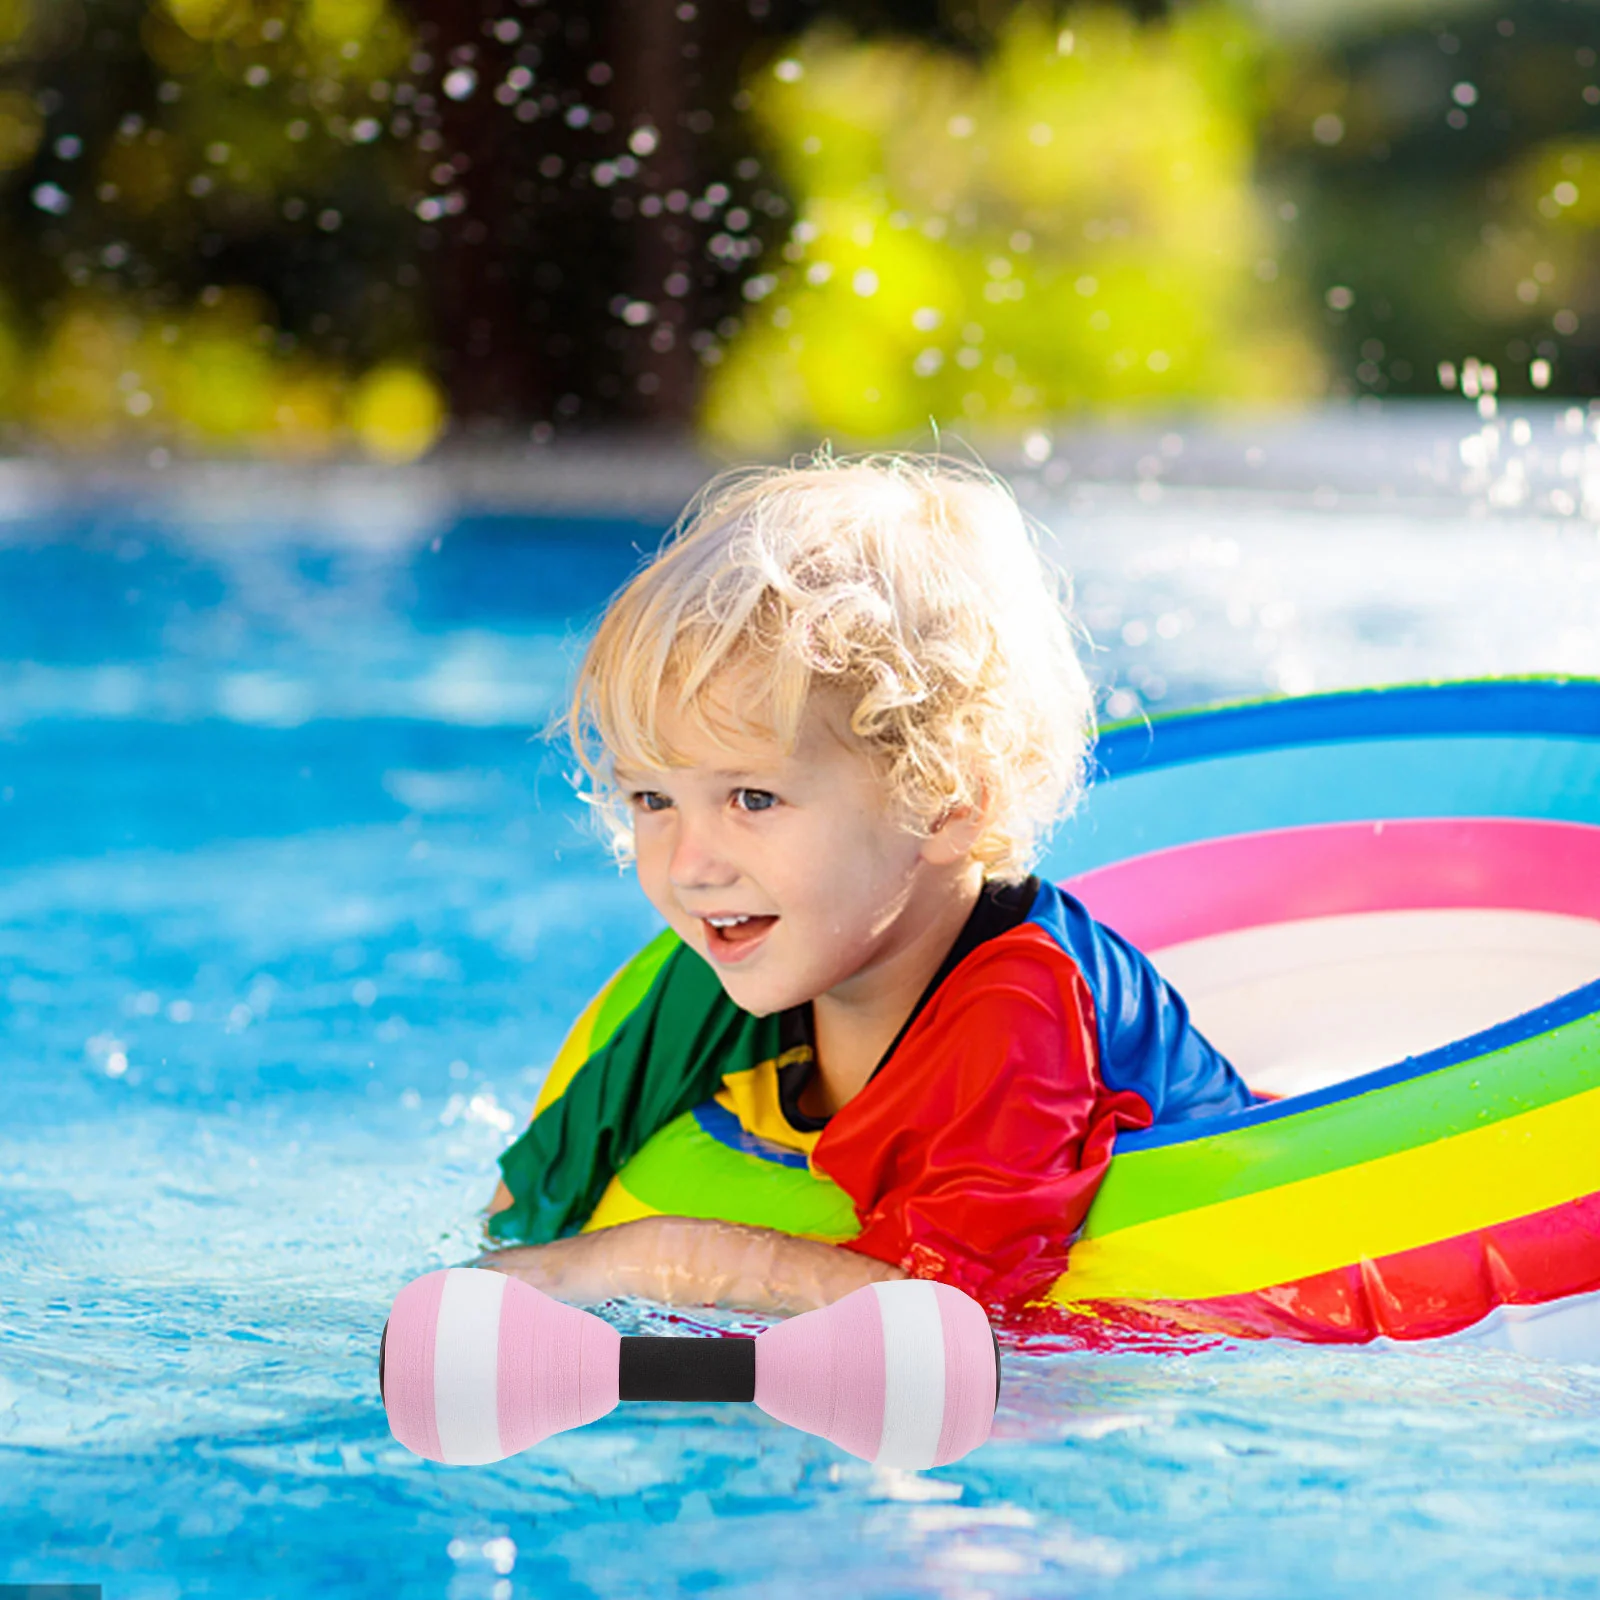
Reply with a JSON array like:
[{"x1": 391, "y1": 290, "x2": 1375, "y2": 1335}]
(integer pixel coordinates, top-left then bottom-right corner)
[{"x1": 618, "y1": 1335, "x2": 757, "y2": 1402}]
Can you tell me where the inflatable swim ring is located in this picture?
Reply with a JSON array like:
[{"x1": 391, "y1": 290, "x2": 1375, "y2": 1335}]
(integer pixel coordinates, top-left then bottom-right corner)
[{"x1": 554, "y1": 679, "x2": 1600, "y2": 1356}]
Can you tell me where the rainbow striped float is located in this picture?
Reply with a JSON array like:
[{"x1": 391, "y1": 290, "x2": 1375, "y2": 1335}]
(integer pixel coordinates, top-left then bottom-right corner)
[
  {"x1": 1041, "y1": 677, "x2": 1600, "y2": 1355},
  {"x1": 566, "y1": 679, "x2": 1599, "y2": 1354}
]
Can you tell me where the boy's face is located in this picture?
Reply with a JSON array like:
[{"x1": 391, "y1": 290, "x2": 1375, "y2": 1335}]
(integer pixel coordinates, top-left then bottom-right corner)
[{"x1": 615, "y1": 678, "x2": 967, "y2": 1019}]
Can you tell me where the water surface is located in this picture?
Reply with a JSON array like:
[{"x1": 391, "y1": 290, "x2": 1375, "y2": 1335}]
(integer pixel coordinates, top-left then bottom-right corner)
[{"x1": 3, "y1": 444, "x2": 1599, "y2": 1598}]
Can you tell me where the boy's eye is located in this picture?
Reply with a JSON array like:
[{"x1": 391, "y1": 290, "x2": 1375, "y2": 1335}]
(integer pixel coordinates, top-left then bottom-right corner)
[
  {"x1": 630, "y1": 791, "x2": 672, "y2": 813},
  {"x1": 733, "y1": 788, "x2": 778, "y2": 813}
]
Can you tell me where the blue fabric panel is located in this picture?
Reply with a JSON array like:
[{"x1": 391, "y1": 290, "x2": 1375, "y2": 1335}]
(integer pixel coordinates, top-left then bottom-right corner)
[
  {"x1": 691, "y1": 1099, "x2": 813, "y2": 1169},
  {"x1": 1025, "y1": 880, "x2": 1259, "y2": 1126}
]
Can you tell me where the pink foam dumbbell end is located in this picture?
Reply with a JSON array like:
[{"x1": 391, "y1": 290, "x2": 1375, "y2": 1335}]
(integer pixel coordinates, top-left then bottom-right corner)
[
  {"x1": 380, "y1": 1269, "x2": 998, "y2": 1470},
  {"x1": 754, "y1": 1278, "x2": 998, "y2": 1469},
  {"x1": 382, "y1": 1266, "x2": 621, "y2": 1465}
]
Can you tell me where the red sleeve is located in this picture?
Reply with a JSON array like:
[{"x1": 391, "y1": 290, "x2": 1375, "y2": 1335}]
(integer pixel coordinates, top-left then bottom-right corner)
[{"x1": 811, "y1": 926, "x2": 1155, "y2": 1312}]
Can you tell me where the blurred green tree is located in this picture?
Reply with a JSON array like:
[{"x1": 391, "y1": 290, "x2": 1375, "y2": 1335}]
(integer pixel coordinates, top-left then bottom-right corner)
[
  {"x1": 0, "y1": 0, "x2": 1590, "y2": 457},
  {"x1": 702, "y1": 3, "x2": 1324, "y2": 448},
  {"x1": 1257, "y1": 0, "x2": 1600, "y2": 399}
]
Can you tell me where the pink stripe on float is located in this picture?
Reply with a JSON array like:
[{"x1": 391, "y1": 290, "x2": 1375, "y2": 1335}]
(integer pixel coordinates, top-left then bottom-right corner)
[
  {"x1": 384, "y1": 1269, "x2": 447, "y2": 1463},
  {"x1": 1062, "y1": 818, "x2": 1600, "y2": 951},
  {"x1": 930, "y1": 1284, "x2": 997, "y2": 1468}
]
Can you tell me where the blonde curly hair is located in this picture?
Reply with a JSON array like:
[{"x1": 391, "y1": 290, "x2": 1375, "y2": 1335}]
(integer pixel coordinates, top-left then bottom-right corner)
[{"x1": 566, "y1": 450, "x2": 1096, "y2": 881}]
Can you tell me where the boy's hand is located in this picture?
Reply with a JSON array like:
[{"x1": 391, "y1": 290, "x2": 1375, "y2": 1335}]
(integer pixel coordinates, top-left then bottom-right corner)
[{"x1": 472, "y1": 1215, "x2": 907, "y2": 1316}]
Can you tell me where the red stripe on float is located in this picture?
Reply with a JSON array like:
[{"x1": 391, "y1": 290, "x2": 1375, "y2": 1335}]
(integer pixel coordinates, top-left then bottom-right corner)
[{"x1": 1079, "y1": 1189, "x2": 1600, "y2": 1345}]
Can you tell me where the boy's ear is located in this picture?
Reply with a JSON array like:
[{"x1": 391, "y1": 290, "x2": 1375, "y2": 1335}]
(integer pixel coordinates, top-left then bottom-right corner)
[{"x1": 919, "y1": 797, "x2": 986, "y2": 865}]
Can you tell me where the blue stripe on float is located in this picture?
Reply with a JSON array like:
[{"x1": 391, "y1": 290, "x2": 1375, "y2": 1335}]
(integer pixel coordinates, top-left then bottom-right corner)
[
  {"x1": 691, "y1": 1099, "x2": 813, "y2": 1169},
  {"x1": 1116, "y1": 976, "x2": 1600, "y2": 1153},
  {"x1": 1040, "y1": 735, "x2": 1600, "y2": 878},
  {"x1": 1092, "y1": 679, "x2": 1600, "y2": 777}
]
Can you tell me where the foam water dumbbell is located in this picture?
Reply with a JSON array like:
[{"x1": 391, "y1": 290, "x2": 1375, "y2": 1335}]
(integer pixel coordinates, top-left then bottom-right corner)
[{"x1": 380, "y1": 1268, "x2": 999, "y2": 1470}]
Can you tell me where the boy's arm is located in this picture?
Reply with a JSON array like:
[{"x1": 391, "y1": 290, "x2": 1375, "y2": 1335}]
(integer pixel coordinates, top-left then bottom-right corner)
[{"x1": 474, "y1": 1214, "x2": 907, "y2": 1316}]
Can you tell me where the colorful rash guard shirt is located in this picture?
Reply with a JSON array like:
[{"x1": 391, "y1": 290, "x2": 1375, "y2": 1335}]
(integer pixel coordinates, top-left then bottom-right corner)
[{"x1": 488, "y1": 876, "x2": 1258, "y2": 1310}]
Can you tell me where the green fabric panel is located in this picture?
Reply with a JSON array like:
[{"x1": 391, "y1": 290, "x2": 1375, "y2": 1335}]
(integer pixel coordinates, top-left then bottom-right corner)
[
  {"x1": 590, "y1": 928, "x2": 681, "y2": 1055},
  {"x1": 487, "y1": 943, "x2": 782, "y2": 1245},
  {"x1": 613, "y1": 1110, "x2": 862, "y2": 1240},
  {"x1": 1083, "y1": 1008, "x2": 1600, "y2": 1239}
]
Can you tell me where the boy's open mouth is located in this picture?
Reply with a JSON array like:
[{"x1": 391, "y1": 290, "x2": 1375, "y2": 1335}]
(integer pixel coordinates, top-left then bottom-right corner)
[{"x1": 702, "y1": 914, "x2": 778, "y2": 950}]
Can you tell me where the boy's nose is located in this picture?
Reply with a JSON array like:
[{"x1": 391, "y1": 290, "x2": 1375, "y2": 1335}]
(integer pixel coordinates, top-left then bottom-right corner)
[{"x1": 666, "y1": 817, "x2": 737, "y2": 891}]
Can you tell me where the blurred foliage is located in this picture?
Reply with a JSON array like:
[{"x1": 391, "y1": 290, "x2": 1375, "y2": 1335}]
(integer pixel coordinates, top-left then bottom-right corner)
[
  {"x1": 1257, "y1": 1, "x2": 1600, "y2": 399},
  {"x1": 0, "y1": 0, "x2": 1589, "y2": 457},
  {"x1": 0, "y1": 0, "x2": 438, "y2": 457},
  {"x1": 703, "y1": 4, "x2": 1323, "y2": 448}
]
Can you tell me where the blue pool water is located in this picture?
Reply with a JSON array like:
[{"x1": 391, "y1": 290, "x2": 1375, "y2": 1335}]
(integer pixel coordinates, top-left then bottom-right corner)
[{"x1": 3, "y1": 450, "x2": 1600, "y2": 1598}]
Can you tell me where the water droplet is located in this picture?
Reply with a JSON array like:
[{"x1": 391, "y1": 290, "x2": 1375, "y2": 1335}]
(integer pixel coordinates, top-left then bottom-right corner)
[{"x1": 31, "y1": 182, "x2": 70, "y2": 215}]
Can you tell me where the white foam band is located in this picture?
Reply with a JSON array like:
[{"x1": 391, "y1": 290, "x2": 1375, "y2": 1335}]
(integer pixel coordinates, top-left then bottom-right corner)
[
  {"x1": 873, "y1": 1280, "x2": 946, "y2": 1470},
  {"x1": 433, "y1": 1267, "x2": 507, "y2": 1465}
]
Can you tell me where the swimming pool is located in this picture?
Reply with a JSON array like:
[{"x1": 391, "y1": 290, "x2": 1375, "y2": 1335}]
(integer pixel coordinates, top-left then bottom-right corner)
[{"x1": 3, "y1": 436, "x2": 1600, "y2": 1598}]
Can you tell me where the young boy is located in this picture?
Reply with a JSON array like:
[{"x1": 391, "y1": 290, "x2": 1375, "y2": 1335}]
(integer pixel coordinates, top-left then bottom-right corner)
[{"x1": 476, "y1": 453, "x2": 1254, "y2": 1316}]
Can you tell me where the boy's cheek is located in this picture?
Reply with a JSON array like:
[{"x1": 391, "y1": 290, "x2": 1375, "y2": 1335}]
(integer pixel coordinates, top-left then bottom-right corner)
[{"x1": 634, "y1": 870, "x2": 691, "y2": 942}]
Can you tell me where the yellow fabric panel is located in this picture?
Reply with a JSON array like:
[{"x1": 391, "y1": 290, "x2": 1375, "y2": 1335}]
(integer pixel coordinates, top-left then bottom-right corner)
[
  {"x1": 1046, "y1": 1084, "x2": 1600, "y2": 1306},
  {"x1": 581, "y1": 1174, "x2": 662, "y2": 1232},
  {"x1": 713, "y1": 1048, "x2": 826, "y2": 1165},
  {"x1": 573, "y1": 1048, "x2": 827, "y2": 1237},
  {"x1": 530, "y1": 967, "x2": 624, "y2": 1119}
]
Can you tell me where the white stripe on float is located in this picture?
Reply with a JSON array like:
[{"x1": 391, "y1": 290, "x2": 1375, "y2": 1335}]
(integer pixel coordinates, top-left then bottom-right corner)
[
  {"x1": 873, "y1": 1280, "x2": 946, "y2": 1470},
  {"x1": 433, "y1": 1267, "x2": 507, "y2": 1465},
  {"x1": 1151, "y1": 908, "x2": 1600, "y2": 1097},
  {"x1": 1438, "y1": 1285, "x2": 1600, "y2": 1365}
]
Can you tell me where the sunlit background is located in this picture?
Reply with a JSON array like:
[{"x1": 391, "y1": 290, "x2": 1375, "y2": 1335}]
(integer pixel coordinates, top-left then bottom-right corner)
[{"x1": 0, "y1": 0, "x2": 1593, "y2": 462}]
